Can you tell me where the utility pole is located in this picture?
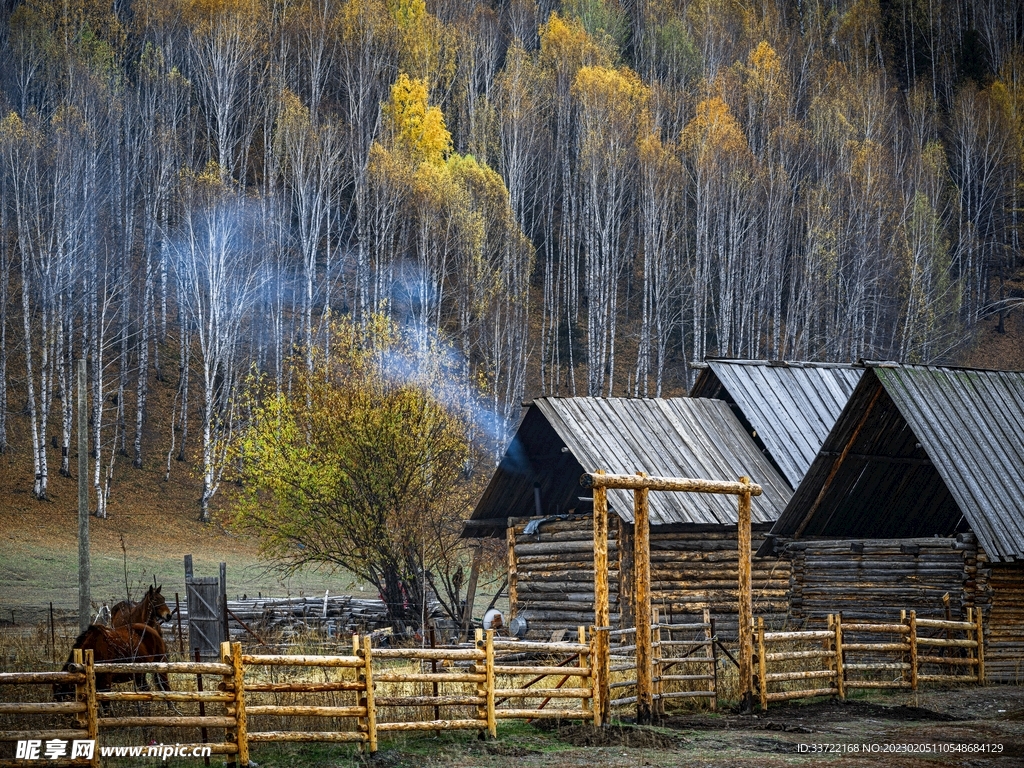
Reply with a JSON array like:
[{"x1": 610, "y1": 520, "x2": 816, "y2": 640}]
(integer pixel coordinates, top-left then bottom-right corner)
[{"x1": 78, "y1": 359, "x2": 90, "y2": 633}]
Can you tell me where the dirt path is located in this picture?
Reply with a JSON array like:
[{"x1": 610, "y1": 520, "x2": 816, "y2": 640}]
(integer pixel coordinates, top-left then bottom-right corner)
[{"x1": 328, "y1": 686, "x2": 1024, "y2": 768}]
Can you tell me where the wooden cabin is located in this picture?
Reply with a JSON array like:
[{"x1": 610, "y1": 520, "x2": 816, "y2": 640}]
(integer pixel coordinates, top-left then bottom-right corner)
[
  {"x1": 463, "y1": 397, "x2": 793, "y2": 640},
  {"x1": 759, "y1": 363, "x2": 1024, "y2": 682}
]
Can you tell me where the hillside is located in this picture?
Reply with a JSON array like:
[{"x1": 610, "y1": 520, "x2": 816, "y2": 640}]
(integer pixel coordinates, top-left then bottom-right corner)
[
  {"x1": 0, "y1": 365, "x2": 349, "y2": 623},
  {"x1": 1, "y1": 0, "x2": 1023, "y2": 622}
]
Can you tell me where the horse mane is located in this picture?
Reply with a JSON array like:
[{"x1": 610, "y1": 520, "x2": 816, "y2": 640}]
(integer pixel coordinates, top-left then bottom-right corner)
[{"x1": 63, "y1": 625, "x2": 101, "y2": 668}]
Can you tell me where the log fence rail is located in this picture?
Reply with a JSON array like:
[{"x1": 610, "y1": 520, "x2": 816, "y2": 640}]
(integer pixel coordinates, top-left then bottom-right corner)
[{"x1": 755, "y1": 609, "x2": 985, "y2": 710}]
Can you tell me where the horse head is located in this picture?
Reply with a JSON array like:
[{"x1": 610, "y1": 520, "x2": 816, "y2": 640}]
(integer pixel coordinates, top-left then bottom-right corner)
[{"x1": 149, "y1": 585, "x2": 172, "y2": 624}]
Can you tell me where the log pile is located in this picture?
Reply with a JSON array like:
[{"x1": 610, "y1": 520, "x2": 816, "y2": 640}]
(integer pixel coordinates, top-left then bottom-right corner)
[
  {"x1": 784, "y1": 534, "x2": 979, "y2": 625},
  {"x1": 174, "y1": 595, "x2": 394, "y2": 638}
]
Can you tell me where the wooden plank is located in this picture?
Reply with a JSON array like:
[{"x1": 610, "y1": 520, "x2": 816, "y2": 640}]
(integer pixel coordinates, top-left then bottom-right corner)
[
  {"x1": 0, "y1": 703, "x2": 85, "y2": 715},
  {"x1": 493, "y1": 688, "x2": 592, "y2": 698},
  {"x1": 763, "y1": 670, "x2": 836, "y2": 683},
  {"x1": 839, "y1": 623, "x2": 909, "y2": 633},
  {"x1": 377, "y1": 720, "x2": 488, "y2": 732},
  {"x1": 375, "y1": 696, "x2": 484, "y2": 707},
  {"x1": 245, "y1": 681, "x2": 366, "y2": 693},
  {"x1": 764, "y1": 687, "x2": 835, "y2": 702},
  {"x1": 0, "y1": 731, "x2": 89, "y2": 741},
  {"x1": 371, "y1": 648, "x2": 483, "y2": 661},
  {"x1": 245, "y1": 706, "x2": 366, "y2": 717},
  {"x1": 374, "y1": 672, "x2": 485, "y2": 683},
  {"x1": 494, "y1": 709, "x2": 589, "y2": 720},
  {"x1": 97, "y1": 716, "x2": 235, "y2": 728},
  {"x1": 242, "y1": 654, "x2": 362, "y2": 667},
  {"x1": 763, "y1": 631, "x2": 833, "y2": 641},
  {"x1": 247, "y1": 732, "x2": 365, "y2": 743},
  {"x1": 655, "y1": 690, "x2": 717, "y2": 700},
  {"x1": 915, "y1": 618, "x2": 975, "y2": 630},
  {"x1": 95, "y1": 691, "x2": 233, "y2": 703},
  {"x1": 493, "y1": 640, "x2": 589, "y2": 653},
  {"x1": 764, "y1": 650, "x2": 836, "y2": 662},
  {"x1": 491, "y1": 665, "x2": 590, "y2": 677},
  {"x1": 93, "y1": 662, "x2": 232, "y2": 674},
  {"x1": 0, "y1": 672, "x2": 84, "y2": 685},
  {"x1": 843, "y1": 663, "x2": 910, "y2": 671}
]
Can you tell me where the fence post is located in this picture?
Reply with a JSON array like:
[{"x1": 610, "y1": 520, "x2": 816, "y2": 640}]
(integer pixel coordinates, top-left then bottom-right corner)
[
  {"x1": 220, "y1": 643, "x2": 235, "y2": 768},
  {"x1": 231, "y1": 642, "x2": 248, "y2": 767},
  {"x1": 578, "y1": 627, "x2": 591, "y2": 718},
  {"x1": 589, "y1": 627, "x2": 602, "y2": 727},
  {"x1": 592, "y1": 470, "x2": 610, "y2": 726},
  {"x1": 475, "y1": 629, "x2": 495, "y2": 738},
  {"x1": 633, "y1": 474, "x2": 653, "y2": 725},
  {"x1": 736, "y1": 477, "x2": 754, "y2": 713},
  {"x1": 653, "y1": 607, "x2": 664, "y2": 717},
  {"x1": 908, "y1": 611, "x2": 918, "y2": 691},
  {"x1": 485, "y1": 630, "x2": 496, "y2": 738},
  {"x1": 833, "y1": 614, "x2": 845, "y2": 700},
  {"x1": 756, "y1": 617, "x2": 767, "y2": 712},
  {"x1": 80, "y1": 649, "x2": 98, "y2": 768},
  {"x1": 361, "y1": 635, "x2": 377, "y2": 753},
  {"x1": 706, "y1": 612, "x2": 717, "y2": 711},
  {"x1": 72, "y1": 648, "x2": 85, "y2": 730},
  {"x1": 974, "y1": 607, "x2": 985, "y2": 684}
]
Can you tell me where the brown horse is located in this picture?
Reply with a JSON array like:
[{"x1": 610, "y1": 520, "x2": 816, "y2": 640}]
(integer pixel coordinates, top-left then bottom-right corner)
[
  {"x1": 111, "y1": 585, "x2": 172, "y2": 631},
  {"x1": 54, "y1": 623, "x2": 169, "y2": 702}
]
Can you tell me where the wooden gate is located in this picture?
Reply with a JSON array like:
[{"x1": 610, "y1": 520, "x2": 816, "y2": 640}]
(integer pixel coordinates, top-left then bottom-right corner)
[{"x1": 186, "y1": 578, "x2": 224, "y2": 659}]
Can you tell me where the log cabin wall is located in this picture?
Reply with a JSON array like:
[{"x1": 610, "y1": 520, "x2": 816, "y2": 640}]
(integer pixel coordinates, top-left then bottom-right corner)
[
  {"x1": 644, "y1": 525, "x2": 790, "y2": 640},
  {"x1": 509, "y1": 516, "x2": 790, "y2": 642},
  {"x1": 983, "y1": 557, "x2": 1024, "y2": 683},
  {"x1": 510, "y1": 515, "x2": 618, "y2": 639},
  {"x1": 784, "y1": 535, "x2": 980, "y2": 626}
]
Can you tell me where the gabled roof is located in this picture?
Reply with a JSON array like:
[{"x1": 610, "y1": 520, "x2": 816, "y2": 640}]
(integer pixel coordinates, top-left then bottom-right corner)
[
  {"x1": 764, "y1": 364, "x2": 1024, "y2": 562},
  {"x1": 691, "y1": 360, "x2": 863, "y2": 487},
  {"x1": 464, "y1": 397, "x2": 792, "y2": 537}
]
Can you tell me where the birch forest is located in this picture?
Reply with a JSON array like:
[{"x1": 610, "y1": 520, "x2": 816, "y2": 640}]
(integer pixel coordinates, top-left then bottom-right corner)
[{"x1": 0, "y1": 0, "x2": 1021, "y2": 516}]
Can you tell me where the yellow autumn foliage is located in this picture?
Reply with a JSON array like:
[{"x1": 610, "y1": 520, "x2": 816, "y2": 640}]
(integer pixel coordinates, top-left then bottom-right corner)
[
  {"x1": 573, "y1": 65, "x2": 652, "y2": 174},
  {"x1": 540, "y1": 13, "x2": 614, "y2": 78},
  {"x1": 681, "y1": 95, "x2": 750, "y2": 164},
  {"x1": 383, "y1": 73, "x2": 452, "y2": 166}
]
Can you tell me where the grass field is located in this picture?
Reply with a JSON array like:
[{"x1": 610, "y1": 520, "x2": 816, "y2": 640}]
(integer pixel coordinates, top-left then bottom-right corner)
[{"x1": 0, "y1": 439, "x2": 357, "y2": 626}]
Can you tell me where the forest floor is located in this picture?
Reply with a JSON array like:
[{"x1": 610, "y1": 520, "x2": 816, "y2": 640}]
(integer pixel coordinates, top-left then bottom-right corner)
[{"x1": 214, "y1": 686, "x2": 1024, "y2": 767}]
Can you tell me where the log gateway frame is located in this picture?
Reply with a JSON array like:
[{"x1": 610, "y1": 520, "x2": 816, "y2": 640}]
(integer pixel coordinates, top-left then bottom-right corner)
[{"x1": 581, "y1": 471, "x2": 762, "y2": 723}]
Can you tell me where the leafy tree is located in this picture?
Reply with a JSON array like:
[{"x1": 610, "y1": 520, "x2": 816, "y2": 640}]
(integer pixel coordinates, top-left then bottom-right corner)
[{"x1": 228, "y1": 317, "x2": 478, "y2": 628}]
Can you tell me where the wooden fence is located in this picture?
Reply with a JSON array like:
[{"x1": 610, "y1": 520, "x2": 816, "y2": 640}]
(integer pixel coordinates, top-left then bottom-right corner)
[
  {"x1": 0, "y1": 630, "x2": 594, "y2": 763},
  {"x1": 0, "y1": 649, "x2": 96, "y2": 768},
  {"x1": 607, "y1": 610, "x2": 717, "y2": 713},
  {"x1": 0, "y1": 608, "x2": 990, "y2": 762},
  {"x1": 755, "y1": 608, "x2": 985, "y2": 710}
]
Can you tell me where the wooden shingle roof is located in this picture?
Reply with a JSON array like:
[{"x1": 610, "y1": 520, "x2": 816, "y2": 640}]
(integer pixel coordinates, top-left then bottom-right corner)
[
  {"x1": 691, "y1": 360, "x2": 863, "y2": 486},
  {"x1": 765, "y1": 364, "x2": 1024, "y2": 562},
  {"x1": 465, "y1": 397, "x2": 792, "y2": 536}
]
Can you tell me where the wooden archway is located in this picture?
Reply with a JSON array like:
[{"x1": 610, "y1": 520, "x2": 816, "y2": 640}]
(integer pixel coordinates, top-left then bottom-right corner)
[{"x1": 580, "y1": 471, "x2": 763, "y2": 724}]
